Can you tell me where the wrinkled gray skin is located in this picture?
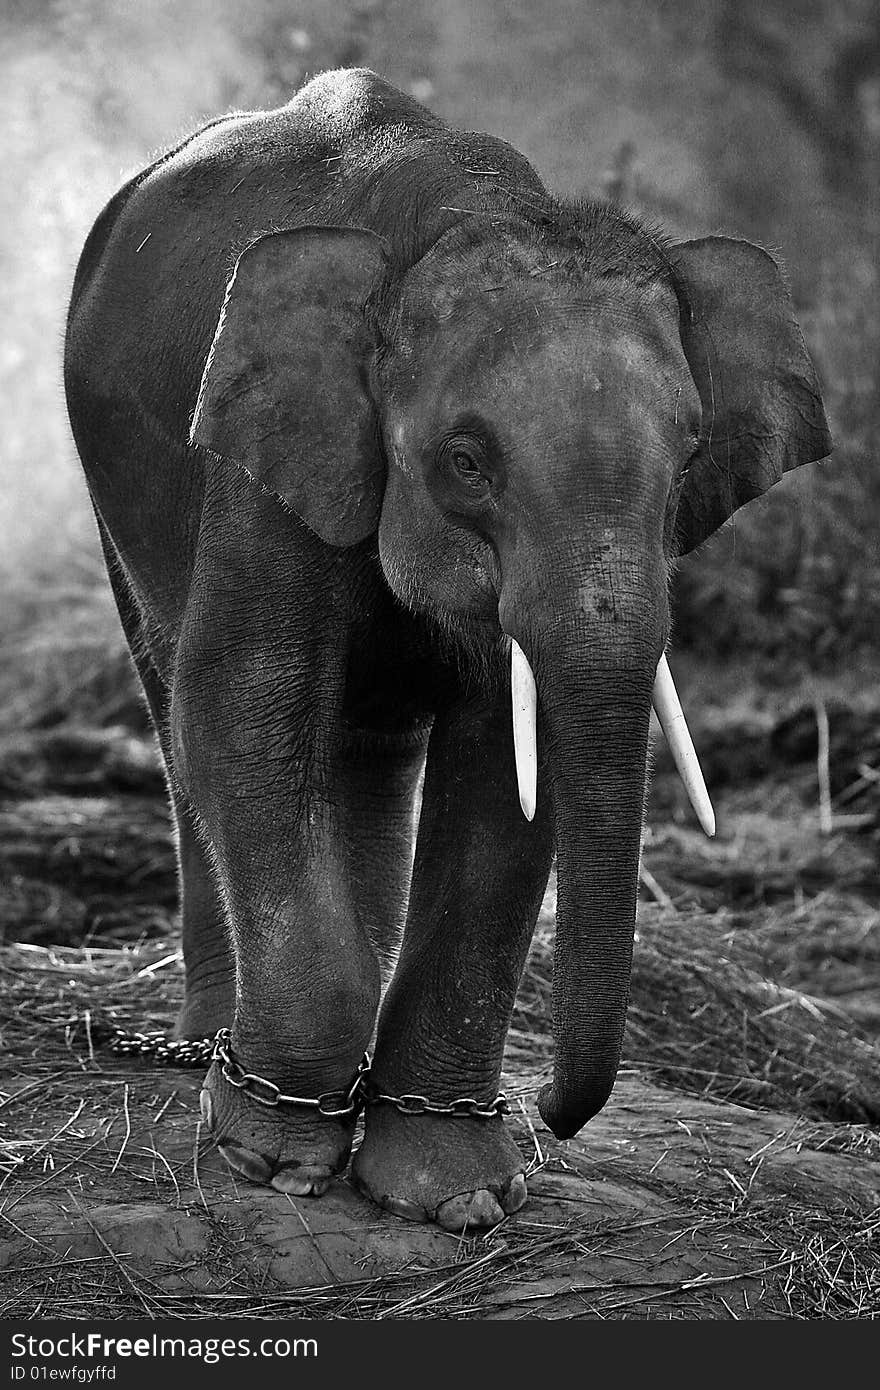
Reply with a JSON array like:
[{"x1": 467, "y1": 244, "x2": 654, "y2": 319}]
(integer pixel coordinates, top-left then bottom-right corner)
[{"x1": 64, "y1": 70, "x2": 831, "y2": 1231}]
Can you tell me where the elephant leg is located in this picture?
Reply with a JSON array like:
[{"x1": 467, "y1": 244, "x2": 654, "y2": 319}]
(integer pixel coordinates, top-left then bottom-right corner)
[
  {"x1": 171, "y1": 809, "x2": 236, "y2": 1039},
  {"x1": 352, "y1": 692, "x2": 554, "y2": 1231},
  {"x1": 173, "y1": 681, "x2": 383, "y2": 1192},
  {"x1": 334, "y1": 732, "x2": 427, "y2": 994},
  {"x1": 169, "y1": 485, "x2": 383, "y2": 1195},
  {"x1": 95, "y1": 518, "x2": 235, "y2": 1038}
]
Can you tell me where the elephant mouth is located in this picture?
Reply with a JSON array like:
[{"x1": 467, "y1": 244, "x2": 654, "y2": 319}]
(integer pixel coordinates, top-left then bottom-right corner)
[{"x1": 508, "y1": 637, "x2": 715, "y2": 837}]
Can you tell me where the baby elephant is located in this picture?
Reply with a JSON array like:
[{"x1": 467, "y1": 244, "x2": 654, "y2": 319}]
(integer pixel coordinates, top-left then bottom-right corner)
[{"x1": 64, "y1": 69, "x2": 830, "y2": 1230}]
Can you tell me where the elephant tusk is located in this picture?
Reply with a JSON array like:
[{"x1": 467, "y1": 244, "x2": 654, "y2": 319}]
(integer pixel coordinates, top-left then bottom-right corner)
[
  {"x1": 652, "y1": 653, "x2": 716, "y2": 837},
  {"x1": 510, "y1": 639, "x2": 538, "y2": 822}
]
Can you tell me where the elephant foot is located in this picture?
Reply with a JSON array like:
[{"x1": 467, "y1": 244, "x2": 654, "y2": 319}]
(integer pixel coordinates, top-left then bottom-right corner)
[
  {"x1": 351, "y1": 1103, "x2": 527, "y2": 1232},
  {"x1": 198, "y1": 1058, "x2": 355, "y2": 1196}
]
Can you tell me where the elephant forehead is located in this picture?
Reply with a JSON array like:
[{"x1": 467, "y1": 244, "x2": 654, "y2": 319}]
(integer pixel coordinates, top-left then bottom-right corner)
[{"x1": 390, "y1": 289, "x2": 689, "y2": 428}]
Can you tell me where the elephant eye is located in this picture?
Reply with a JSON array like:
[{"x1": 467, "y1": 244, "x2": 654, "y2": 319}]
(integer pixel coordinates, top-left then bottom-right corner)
[
  {"x1": 443, "y1": 438, "x2": 491, "y2": 493},
  {"x1": 452, "y1": 448, "x2": 482, "y2": 477}
]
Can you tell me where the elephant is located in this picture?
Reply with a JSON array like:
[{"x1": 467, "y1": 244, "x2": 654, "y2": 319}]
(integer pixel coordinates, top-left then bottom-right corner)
[{"x1": 64, "y1": 68, "x2": 831, "y2": 1231}]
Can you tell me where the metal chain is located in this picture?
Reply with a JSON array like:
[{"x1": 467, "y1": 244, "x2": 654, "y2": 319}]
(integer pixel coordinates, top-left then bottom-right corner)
[
  {"x1": 90, "y1": 1020, "x2": 508, "y2": 1119},
  {"x1": 212, "y1": 1029, "x2": 370, "y2": 1118},
  {"x1": 99, "y1": 1025, "x2": 218, "y2": 1067},
  {"x1": 361, "y1": 1081, "x2": 509, "y2": 1119}
]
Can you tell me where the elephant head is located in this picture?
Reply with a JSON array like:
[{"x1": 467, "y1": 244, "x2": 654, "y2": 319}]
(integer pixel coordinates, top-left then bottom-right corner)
[{"x1": 189, "y1": 210, "x2": 831, "y2": 1139}]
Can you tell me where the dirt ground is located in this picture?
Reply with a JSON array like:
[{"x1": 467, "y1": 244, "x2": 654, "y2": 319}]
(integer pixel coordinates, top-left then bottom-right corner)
[{"x1": 1, "y1": 678, "x2": 878, "y2": 1320}]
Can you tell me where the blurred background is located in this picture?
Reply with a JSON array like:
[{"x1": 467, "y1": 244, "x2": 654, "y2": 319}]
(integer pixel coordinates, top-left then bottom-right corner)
[{"x1": 2, "y1": 0, "x2": 878, "y2": 728}]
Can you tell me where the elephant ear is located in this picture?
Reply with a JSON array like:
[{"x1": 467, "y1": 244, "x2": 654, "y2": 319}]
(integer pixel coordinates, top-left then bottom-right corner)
[
  {"x1": 190, "y1": 225, "x2": 389, "y2": 546},
  {"x1": 671, "y1": 236, "x2": 832, "y2": 555}
]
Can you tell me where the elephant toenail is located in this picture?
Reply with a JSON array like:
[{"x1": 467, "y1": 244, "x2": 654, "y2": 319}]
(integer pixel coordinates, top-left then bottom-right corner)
[
  {"x1": 468, "y1": 1190, "x2": 505, "y2": 1227},
  {"x1": 218, "y1": 1142, "x2": 273, "y2": 1183},
  {"x1": 382, "y1": 1195, "x2": 429, "y2": 1222},
  {"x1": 502, "y1": 1172, "x2": 527, "y2": 1213},
  {"x1": 436, "y1": 1190, "x2": 504, "y2": 1232},
  {"x1": 272, "y1": 1165, "x2": 330, "y2": 1197},
  {"x1": 199, "y1": 1088, "x2": 214, "y2": 1129}
]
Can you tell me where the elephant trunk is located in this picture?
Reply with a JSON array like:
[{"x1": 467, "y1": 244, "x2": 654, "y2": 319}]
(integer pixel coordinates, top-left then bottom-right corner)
[
  {"x1": 536, "y1": 655, "x2": 654, "y2": 1138},
  {"x1": 501, "y1": 556, "x2": 667, "y2": 1140}
]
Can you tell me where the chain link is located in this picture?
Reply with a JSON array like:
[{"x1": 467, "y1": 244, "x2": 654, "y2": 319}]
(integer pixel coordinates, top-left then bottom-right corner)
[
  {"x1": 101, "y1": 1026, "x2": 218, "y2": 1067},
  {"x1": 361, "y1": 1082, "x2": 509, "y2": 1119},
  {"x1": 212, "y1": 1029, "x2": 370, "y2": 1117},
  {"x1": 89, "y1": 1019, "x2": 508, "y2": 1119}
]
